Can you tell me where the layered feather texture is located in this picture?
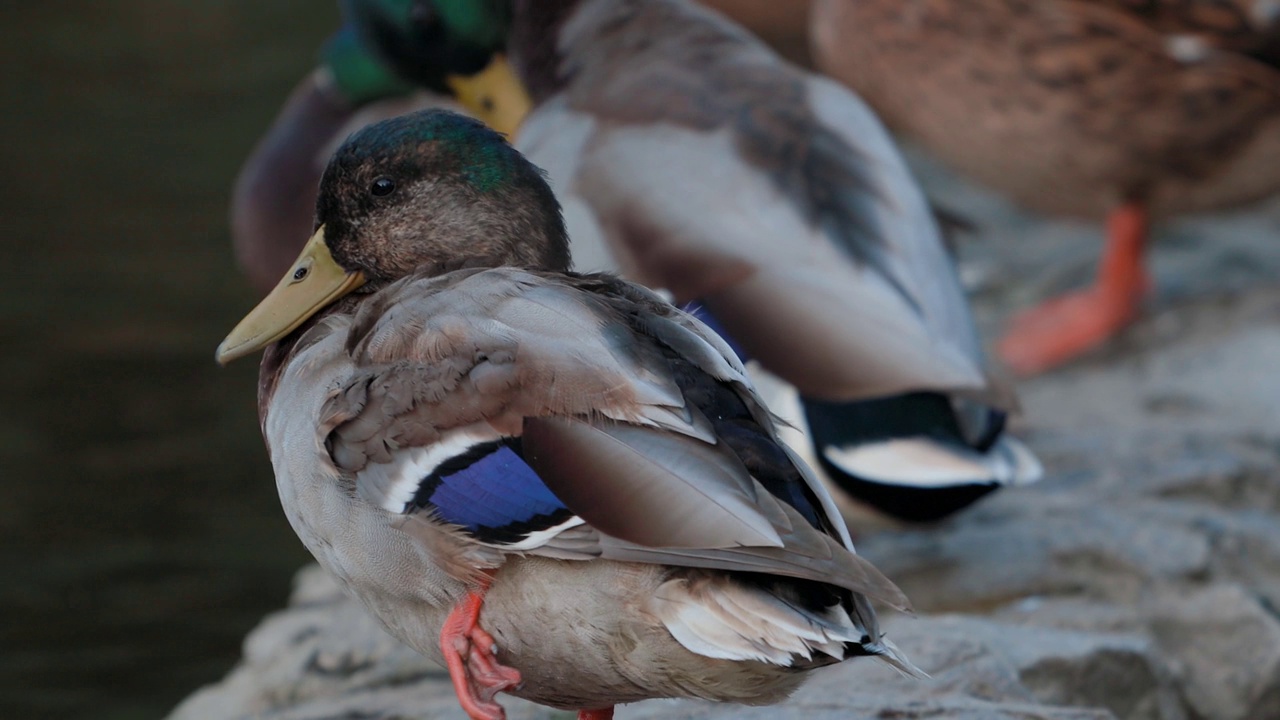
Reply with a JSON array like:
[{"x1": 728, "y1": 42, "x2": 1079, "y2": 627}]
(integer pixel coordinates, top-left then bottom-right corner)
[
  {"x1": 810, "y1": 0, "x2": 1280, "y2": 220},
  {"x1": 503, "y1": 0, "x2": 1042, "y2": 521},
  {"x1": 266, "y1": 267, "x2": 917, "y2": 689}
]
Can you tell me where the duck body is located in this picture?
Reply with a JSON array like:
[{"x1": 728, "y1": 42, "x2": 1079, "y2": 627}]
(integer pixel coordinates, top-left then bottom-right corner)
[
  {"x1": 489, "y1": 0, "x2": 1040, "y2": 519},
  {"x1": 509, "y1": 0, "x2": 982, "y2": 397},
  {"x1": 813, "y1": 0, "x2": 1280, "y2": 221},
  {"x1": 263, "y1": 268, "x2": 903, "y2": 711},
  {"x1": 232, "y1": 0, "x2": 808, "y2": 297},
  {"x1": 222, "y1": 109, "x2": 914, "y2": 719},
  {"x1": 812, "y1": 0, "x2": 1280, "y2": 373}
]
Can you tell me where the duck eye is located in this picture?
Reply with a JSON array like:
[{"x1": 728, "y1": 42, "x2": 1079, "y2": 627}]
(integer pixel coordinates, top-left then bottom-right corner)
[
  {"x1": 370, "y1": 177, "x2": 396, "y2": 197},
  {"x1": 292, "y1": 266, "x2": 309, "y2": 281}
]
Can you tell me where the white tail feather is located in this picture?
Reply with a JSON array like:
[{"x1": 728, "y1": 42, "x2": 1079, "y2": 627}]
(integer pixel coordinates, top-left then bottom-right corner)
[
  {"x1": 648, "y1": 575, "x2": 901, "y2": 667},
  {"x1": 822, "y1": 435, "x2": 1042, "y2": 489}
]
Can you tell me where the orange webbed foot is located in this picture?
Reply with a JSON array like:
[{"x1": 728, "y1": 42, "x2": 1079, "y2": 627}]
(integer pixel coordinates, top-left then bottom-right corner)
[
  {"x1": 441, "y1": 576, "x2": 523, "y2": 720},
  {"x1": 579, "y1": 708, "x2": 615, "y2": 720},
  {"x1": 998, "y1": 202, "x2": 1151, "y2": 376},
  {"x1": 466, "y1": 625, "x2": 522, "y2": 703},
  {"x1": 997, "y1": 285, "x2": 1143, "y2": 375}
]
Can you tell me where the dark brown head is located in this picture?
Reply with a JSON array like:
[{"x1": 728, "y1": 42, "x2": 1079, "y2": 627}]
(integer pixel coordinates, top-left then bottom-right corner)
[
  {"x1": 319, "y1": 108, "x2": 569, "y2": 284},
  {"x1": 216, "y1": 108, "x2": 568, "y2": 364}
]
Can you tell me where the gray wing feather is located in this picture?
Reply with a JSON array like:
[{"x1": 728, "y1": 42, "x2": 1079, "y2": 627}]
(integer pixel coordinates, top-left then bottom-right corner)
[
  {"x1": 522, "y1": 414, "x2": 911, "y2": 612},
  {"x1": 523, "y1": 415, "x2": 782, "y2": 548},
  {"x1": 314, "y1": 269, "x2": 906, "y2": 613}
]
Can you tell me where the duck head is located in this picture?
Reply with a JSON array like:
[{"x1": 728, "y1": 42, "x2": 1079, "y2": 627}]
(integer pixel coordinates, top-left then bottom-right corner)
[
  {"x1": 342, "y1": 0, "x2": 507, "y2": 88},
  {"x1": 217, "y1": 109, "x2": 568, "y2": 364},
  {"x1": 351, "y1": 0, "x2": 530, "y2": 135}
]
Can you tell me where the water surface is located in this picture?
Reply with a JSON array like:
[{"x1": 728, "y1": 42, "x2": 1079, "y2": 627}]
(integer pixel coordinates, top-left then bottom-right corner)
[{"x1": 1, "y1": 4, "x2": 343, "y2": 717}]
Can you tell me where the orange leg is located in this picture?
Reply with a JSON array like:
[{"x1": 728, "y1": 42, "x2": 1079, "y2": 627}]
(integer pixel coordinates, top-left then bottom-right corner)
[
  {"x1": 579, "y1": 709, "x2": 615, "y2": 720},
  {"x1": 441, "y1": 574, "x2": 523, "y2": 720},
  {"x1": 998, "y1": 202, "x2": 1151, "y2": 376}
]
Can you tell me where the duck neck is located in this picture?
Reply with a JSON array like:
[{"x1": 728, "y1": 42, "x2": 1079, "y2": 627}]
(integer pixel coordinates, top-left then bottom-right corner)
[
  {"x1": 509, "y1": 0, "x2": 583, "y2": 104},
  {"x1": 255, "y1": 295, "x2": 363, "y2": 432}
]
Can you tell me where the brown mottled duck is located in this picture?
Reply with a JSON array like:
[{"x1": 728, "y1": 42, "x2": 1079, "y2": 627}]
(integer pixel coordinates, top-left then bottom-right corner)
[{"x1": 812, "y1": 0, "x2": 1280, "y2": 374}]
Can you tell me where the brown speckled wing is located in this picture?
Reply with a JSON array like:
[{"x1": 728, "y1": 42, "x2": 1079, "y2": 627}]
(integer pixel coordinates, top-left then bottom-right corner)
[
  {"x1": 814, "y1": 0, "x2": 1280, "y2": 218},
  {"x1": 1091, "y1": 0, "x2": 1280, "y2": 53}
]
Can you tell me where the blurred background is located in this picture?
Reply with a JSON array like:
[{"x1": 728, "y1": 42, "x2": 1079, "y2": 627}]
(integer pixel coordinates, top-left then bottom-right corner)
[
  {"x1": 1, "y1": 4, "x2": 337, "y2": 717},
  {"x1": 7, "y1": 3, "x2": 1280, "y2": 719}
]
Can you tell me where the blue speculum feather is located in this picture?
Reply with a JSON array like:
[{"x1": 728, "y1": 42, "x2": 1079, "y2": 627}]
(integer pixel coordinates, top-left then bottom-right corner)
[{"x1": 410, "y1": 439, "x2": 571, "y2": 543}]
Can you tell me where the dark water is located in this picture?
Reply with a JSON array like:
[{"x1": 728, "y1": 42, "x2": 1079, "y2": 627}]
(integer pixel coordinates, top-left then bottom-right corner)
[{"x1": 1, "y1": 4, "x2": 344, "y2": 717}]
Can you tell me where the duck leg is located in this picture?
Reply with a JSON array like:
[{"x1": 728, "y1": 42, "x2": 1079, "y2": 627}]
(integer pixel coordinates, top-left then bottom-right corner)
[
  {"x1": 997, "y1": 202, "x2": 1150, "y2": 376},
  {"x1": 578, "y1": 709, "x2": 615, "y2": 720},
  {"x1": 441, "y1": 574, "x2": 522, "y2": 720}
]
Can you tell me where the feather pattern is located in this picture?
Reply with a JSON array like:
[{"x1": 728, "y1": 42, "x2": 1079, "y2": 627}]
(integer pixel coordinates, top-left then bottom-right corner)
[
  {"x1": 272, "y1": 266, "x2": 913, "y2": 668},
  {"x1": 811, "y1": 0, "x2": 1280, "y2": 220},
  {"x1": 323, "y1": 270, "x2": 854, "y2": 550},
  {"x1": 512, "y1": 0, "x2": 989, "y2": 401},
  {"x1": 410, "y1": 438, "x2": 574, "y2": 543},
  {"x1": 502, "y1": 0, "x2": 1042, "y2": 522}
]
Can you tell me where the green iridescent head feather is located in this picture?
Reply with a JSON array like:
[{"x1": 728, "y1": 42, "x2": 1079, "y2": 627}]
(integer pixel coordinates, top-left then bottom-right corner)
[
  {"x1": 314, "y1": 109, "x2": 569, "y2": 283},
  {"x1": 430, "y1": 0, "x2": 511, "y2": 50},
  {"x1": 343, "y1": 108, "x2": 520, "y2": 192},
  {"x1": 337, "y1": 0, "x2": 510, "y2": 92},
  {"x1": 320, "y1": 24, "x2": 417, "y2": 105}
]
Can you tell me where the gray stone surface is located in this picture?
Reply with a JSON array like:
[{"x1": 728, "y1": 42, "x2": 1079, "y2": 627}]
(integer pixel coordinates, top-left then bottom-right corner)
[
  {"x1": 171, "y1": 147, "x2": 1280, "y2": 719},
  {"x1": 993, "y1": 586, "x2": 1280, "y2": 720},
  {"x1": 171, "y1": 567, "x2": 1128, "y2": 719}
]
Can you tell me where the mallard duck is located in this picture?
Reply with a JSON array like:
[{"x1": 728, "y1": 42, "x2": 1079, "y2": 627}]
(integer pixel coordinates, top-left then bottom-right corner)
[
  {"x1": 217, "y1": 109, "x2": 918, "y2": 720},
  {"x1": 231, "y1": 0, "x2": 529, "y2": 294},
  {"x1": 401, "y1": 0, "x2": 1040, "y2": 522},
  {"x1": 812, "y1": 0, "x2": 1280, "y2": 375},
  {"x1": 231, "y1": 0, "x2": 807, "y2": 295}
]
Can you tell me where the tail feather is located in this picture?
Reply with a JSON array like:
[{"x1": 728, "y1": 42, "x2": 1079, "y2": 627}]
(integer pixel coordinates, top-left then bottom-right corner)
[
  {"x1": 649, "y1": 573, "x2": 916, "y2": 670},
  {"x1": 799, "y1": 391, "x2": 1042, "y2": 522},
  {"x1": 864, "y1": 636, "x2": 929, "y2": 679},
  {"x1": 820, "y1": 435, "x2": 1042, "y2": 489}
]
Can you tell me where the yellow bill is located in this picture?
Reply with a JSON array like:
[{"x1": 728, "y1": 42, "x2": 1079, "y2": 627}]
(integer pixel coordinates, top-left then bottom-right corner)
[
  {"x1": 446, "y1": 53, "x2": 531, "y2": 139},
  {"x1": 216, "y1": 226, "x2": 365, "y2": 365}
]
